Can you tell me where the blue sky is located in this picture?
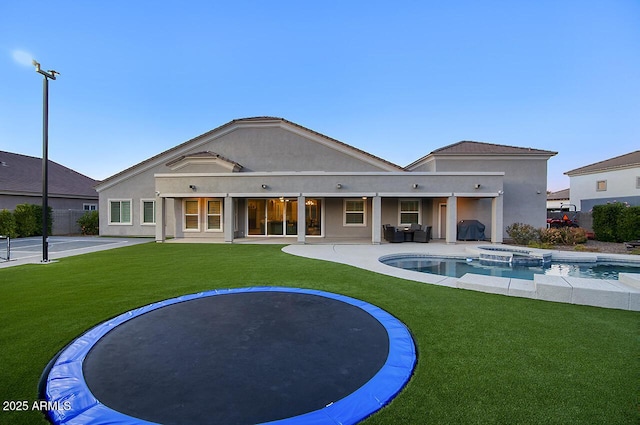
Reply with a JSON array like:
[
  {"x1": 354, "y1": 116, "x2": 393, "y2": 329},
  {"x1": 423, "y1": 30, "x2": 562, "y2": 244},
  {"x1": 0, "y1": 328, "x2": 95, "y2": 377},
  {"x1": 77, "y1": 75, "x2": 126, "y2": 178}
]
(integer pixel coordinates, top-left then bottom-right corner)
[{"x1": 1, "y1": 0, "x2": 638, "y2": 191}]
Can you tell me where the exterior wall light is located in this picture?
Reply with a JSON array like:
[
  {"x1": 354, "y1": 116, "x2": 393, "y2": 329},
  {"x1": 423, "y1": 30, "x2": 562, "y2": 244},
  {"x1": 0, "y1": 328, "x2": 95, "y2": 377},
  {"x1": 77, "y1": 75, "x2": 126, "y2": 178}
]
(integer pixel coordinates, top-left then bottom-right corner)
[
  {"x1": 474, "y1": 184, "x2": 481, "y2": 189},
  {"x1": 189, "y1": 184, "x2": 197, "y2": 191},
  {"x1": 336, "y1": 183, "x2": 342, "y2": 189},
  {"x1": 261, "y1": 184, "x2": 268, "y2": 189},
  {"x1": 412, "y1": 183, "x2": 419, "y2": 189}
]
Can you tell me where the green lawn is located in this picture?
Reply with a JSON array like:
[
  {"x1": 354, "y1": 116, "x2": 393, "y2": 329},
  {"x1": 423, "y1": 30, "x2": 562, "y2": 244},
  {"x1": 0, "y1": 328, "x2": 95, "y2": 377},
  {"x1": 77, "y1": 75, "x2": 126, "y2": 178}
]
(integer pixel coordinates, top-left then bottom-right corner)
[{"x1": 1, "y1": 243, "x2": 638, "y2": 425}]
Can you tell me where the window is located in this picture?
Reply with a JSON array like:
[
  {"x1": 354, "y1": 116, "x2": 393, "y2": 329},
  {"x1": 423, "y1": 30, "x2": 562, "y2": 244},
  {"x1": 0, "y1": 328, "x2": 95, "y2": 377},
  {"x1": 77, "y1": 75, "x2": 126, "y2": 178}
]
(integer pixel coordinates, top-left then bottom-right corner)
[
  {"x1": 636, "y1": 176, "x2": 640, "y2": 189},
  {"x1": 399, "y1": 199, "x2": 420, "y2": 225},
  {"x1": 596, "y1": 180, "x2": 607, "y2": 191},
  {"x1": 344, "y1": 199, "x2": 366, "y2": 226},
  {"x1": 109, "y1": 200, "x2": 131, "y2": 225},
  {"x1": 83, "y1": 204, "x2": 97, "y2": 211},
  {"x1": 206, "y1": 199, "x2": 223, "y2": 231},
  {"x1": 184, "y1": 199, "x2": 200, "y2": 231},
  {"x1": 141, "y1": 200, "x2": 156, "y2": 225}
]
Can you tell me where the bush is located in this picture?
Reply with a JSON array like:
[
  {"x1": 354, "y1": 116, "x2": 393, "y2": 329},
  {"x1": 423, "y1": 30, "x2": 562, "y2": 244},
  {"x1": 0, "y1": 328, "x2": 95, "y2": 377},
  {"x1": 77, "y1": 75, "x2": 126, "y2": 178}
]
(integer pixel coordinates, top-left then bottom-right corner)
[
  {"x1": 13, "y1": 204, "x2": 38, "y2": 237},
  {"x1": 618, "y1": 206, "x2": 640, "y2": 242},
  {"x1": 13, "y1": 204, "x2": 53, "y2": 237},
  {"x1": 593, "y1": 202, "x2": 640, "y2": 242},
  {"x1": 0, "y1": 209, "x2": 17, "y2": 238},
  {"x1": 539, "y1": 227, "x2": 563, "y2": 245},
  {"x1": 506, "y1": 223, "x2": 540, "y2": 245},
  {"x1": 77, "y1": 211, "x2": 99, "y2": 235}
]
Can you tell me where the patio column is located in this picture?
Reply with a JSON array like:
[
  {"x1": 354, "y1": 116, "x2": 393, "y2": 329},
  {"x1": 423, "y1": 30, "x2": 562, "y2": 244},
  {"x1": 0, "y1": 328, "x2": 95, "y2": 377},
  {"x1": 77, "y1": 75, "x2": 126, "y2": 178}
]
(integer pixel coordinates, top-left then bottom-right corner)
[
  {"x1": 224, "y1": 196, "x2": 234, "y2": 243},
  {"x1": 297, "y1": 195, "x2": 306, "y2": 244},
  {"x1": 446, "y1": 195, "x2": 457, "y2": 244},
  {"x1": 491, "y1": 195, "x2": 504, "y2": 243},
  {"x1": 372, "y1": 195, "x2": 382, "y2": 244},
  {"x1": 155, "y1": 196, "x2": 165, "y2": 242}
]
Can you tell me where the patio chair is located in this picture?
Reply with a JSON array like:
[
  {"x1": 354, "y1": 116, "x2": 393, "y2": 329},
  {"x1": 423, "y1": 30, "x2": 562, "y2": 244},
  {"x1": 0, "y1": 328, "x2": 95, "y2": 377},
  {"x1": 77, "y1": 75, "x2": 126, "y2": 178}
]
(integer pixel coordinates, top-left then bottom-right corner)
[
  {"x1": 413, "y1": 225, "x2": 432, "y2": 243},
  {"x1": 384, "y1": 225, "x2": 405, "y2": 243},
  {"x1": 409, "y1": 223, "x2": 421, "y2": 231}
]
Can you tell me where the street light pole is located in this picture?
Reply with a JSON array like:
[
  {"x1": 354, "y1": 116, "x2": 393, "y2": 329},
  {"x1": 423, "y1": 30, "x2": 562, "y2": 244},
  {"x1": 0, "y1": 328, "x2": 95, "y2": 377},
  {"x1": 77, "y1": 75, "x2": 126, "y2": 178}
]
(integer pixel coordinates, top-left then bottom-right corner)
[{"x1": 33, "y1": 60, "x2": 59, "y2": 263}]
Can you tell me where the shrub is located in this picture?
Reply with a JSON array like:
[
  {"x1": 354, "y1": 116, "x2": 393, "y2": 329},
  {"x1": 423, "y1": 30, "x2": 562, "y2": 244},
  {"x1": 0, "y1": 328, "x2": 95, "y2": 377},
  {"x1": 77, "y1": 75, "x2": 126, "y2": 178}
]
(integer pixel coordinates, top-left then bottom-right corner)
[
  {"x1": 13, "y1": 204, "x2": 53, "y2": 237},
  {"x1": 560, "y1": 227, "x2": 587, "y2": 245},
  {"x1": 618, "y1": 206, "x2": 640, "y2": 242},
  {"x1": 13, "y1": 204, "x2": 39, "y2": 237},
  {"x1": 77, "y1": 211, "x2": 99, "y2": 235},
  {"x1": 539, "y1": 227, "x2": 563, "y2": 245},
  {"x1": 593, "y1": 202, "x2": 640, "y2": 242},
  {"x1": 0, "y1": 209, "x2": 17, "y2": 238},
  {"x1": 506, "y1": 223, "x2": 539, "y2": 245}
]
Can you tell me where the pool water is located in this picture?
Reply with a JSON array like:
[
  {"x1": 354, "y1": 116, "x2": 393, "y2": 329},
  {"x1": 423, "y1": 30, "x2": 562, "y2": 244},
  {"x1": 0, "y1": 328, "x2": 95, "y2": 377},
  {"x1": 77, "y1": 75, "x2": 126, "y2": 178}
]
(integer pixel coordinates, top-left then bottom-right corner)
[{"x1": 380, "y1": 255, "x2": 640, "y2": 280}]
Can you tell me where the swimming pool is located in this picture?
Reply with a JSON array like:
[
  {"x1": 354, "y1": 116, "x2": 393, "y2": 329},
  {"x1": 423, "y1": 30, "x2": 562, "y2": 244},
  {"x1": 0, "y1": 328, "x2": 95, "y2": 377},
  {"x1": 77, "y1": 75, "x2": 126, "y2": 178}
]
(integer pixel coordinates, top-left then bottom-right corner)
[{"x1": 379, "y1": 254, "x2": 640, "y2": 280}]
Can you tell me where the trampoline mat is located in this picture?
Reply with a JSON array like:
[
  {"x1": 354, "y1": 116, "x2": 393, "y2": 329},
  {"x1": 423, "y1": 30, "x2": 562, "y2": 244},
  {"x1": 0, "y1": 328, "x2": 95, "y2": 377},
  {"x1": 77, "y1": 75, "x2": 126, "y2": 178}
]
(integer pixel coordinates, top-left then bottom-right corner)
[{"x1": 82, "y1": 291, "x2": 390, "y2": 425}]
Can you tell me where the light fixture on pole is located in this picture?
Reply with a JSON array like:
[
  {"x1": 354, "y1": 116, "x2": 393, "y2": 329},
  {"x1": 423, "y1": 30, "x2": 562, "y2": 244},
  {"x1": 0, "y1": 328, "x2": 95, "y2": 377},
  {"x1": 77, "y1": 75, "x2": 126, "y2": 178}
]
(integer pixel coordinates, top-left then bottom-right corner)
[{"x1": 33, "y1": 59, "x2": 59, "y2": 263}]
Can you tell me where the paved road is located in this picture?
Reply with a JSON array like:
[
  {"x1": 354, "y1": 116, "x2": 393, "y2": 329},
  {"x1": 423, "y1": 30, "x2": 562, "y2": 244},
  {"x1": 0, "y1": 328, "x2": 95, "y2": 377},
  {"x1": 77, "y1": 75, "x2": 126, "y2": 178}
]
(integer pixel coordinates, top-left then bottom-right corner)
[{"x1": 0, "y1": 236, "x2": 152, "y2": 268}]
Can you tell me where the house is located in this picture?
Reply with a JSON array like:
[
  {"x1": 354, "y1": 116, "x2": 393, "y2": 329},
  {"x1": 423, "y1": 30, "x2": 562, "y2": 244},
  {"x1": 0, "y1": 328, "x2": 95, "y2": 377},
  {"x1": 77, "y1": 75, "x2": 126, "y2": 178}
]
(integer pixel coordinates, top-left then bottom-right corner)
[
  {"x1": 0, "y1": 151, "x2": 99, "y2": 235},
  {"x1": 565, "y1": 150, "x2": 640, "y2": 211},
  {"x1": 546, "y1": 188, "x2": 570, "y2": 211},
  {"x1": 95, "y1": 117, "x2": 556, "y2": 244}
]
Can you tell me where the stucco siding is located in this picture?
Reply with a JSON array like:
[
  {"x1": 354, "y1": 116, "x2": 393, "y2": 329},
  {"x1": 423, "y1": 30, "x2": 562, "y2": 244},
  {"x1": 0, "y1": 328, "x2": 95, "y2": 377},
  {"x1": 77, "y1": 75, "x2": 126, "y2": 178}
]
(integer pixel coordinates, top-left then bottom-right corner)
[
  {"x1": 434, "y1": 157, "x2": 548, "y2": 230},
  {"x1": 569, "y1": 167, "x2": 640, "y2": 210},
  {"x1": 196, "y1": 126, "x2": 389, "y2": 172}
]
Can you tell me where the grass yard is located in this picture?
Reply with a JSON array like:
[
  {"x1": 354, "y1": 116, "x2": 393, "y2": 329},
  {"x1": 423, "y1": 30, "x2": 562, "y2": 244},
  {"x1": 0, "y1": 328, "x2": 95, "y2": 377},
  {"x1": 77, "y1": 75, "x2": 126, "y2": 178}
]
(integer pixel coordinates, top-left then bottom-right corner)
[{"x1": 0, "y1": 243, "x2": 638, "y2": 424}]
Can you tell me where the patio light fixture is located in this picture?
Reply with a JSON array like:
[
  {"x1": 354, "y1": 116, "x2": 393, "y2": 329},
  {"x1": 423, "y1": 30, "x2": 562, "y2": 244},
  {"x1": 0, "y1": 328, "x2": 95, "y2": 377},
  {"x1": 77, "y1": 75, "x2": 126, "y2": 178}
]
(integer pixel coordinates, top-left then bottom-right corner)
[{"x1": 33, "y1": 59, "x2": 59, "y2": 263}]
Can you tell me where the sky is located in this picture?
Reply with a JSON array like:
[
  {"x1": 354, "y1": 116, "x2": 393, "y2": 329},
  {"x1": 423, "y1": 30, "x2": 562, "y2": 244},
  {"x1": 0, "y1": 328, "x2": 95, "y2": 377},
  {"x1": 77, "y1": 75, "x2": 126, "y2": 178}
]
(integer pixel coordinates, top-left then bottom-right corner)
[{"x1": 1, "y1": 0, "x2": 638, "y2": 191}]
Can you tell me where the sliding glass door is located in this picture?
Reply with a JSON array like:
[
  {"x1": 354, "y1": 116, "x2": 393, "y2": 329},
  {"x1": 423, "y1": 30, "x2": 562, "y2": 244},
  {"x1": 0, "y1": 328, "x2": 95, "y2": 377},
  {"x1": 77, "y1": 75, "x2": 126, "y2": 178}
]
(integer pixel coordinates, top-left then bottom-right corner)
[{"x1": 247, "y1": 198, "x2": 321, "y2": 236}]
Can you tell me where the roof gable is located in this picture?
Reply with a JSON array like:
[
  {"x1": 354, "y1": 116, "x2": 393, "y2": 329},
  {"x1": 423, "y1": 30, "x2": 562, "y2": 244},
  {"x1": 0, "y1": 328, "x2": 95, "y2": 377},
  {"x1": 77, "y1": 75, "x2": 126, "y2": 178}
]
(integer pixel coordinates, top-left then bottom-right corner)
[
  {"x1": 166, "y1": 151, "x2": 242, "y2": 172},
  {"x1": 0, "y1": 151, "x2": 98, "y2": 198},
  {"x1": 564, "y1": 150, "x2": 640, "y2": 176},
  {"x1": 405, "y1": 141, "x2": 557, "y2": 170},
  {"x1": 96, "y1": 117, "x2": 404, "y2": 190}
]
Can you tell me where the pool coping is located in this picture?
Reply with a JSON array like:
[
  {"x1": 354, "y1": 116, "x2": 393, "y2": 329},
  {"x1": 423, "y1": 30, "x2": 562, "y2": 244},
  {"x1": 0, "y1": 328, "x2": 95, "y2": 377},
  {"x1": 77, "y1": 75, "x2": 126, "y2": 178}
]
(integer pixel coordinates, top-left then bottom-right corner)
[{"x1": 282, "y1": 242, "x2": 640, "y2": 312}]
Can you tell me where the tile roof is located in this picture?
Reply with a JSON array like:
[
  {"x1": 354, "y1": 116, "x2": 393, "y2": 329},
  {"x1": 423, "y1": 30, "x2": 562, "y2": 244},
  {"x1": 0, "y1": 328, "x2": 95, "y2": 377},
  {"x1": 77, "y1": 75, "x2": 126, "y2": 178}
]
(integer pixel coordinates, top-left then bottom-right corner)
[
  {"x1": 547, "y1": 188, "x2": 570, "y2": 200},
  {"x1": 564, "y1": 150, "x2": 640, "y2": 176},
  {"x1": 431, "y1": 140, "x2": 557, "y2": 155},
  {"x1": 0, "y1": 151, "x2": 98, "y2": 198},
  {"x1": 405, "y1": 140, "x2": 557, "y2": 169}
]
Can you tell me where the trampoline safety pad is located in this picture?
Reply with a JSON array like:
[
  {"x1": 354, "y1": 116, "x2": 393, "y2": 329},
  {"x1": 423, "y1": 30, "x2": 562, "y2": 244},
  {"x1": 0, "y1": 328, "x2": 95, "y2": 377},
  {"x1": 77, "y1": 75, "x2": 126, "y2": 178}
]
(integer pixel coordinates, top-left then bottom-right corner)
[{"x1": 43, "y1": 287, "x2": 416, "y2": 425}]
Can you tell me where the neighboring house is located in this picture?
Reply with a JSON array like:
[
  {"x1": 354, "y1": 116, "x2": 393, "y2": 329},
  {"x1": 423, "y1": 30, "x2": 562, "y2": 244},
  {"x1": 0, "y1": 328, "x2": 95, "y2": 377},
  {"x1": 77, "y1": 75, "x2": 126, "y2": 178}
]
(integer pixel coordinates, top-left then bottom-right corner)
[
  {"x1": 95, "y1": 117, "x2": 556, "y2": 244},
  {"x1": 546, "y1": 188, "x2": 570, "y2": 210},
  {"x1": 0, "y1": 150, "x2": 99, "y2": 234},
  {"x1": 565, "y1": 150, "x2": 640, "y2": 211}
]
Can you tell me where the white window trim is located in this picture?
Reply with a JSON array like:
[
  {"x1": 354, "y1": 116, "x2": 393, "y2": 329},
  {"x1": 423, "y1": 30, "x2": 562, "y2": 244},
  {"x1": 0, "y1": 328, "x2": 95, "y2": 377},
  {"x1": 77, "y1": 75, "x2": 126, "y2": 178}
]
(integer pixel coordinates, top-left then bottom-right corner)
[
  {"x1": 140, "y1": 199, "x2": 156, "y2": 225},
  {"x1": 183, "y1": 198, "x2": 201, "y2": 232},
  {"x1": 636, "y1": 176, "x2": 640, "y2": 189},
  {"x1": 343, "y1": 198, "x2": 367, "y2": 227},
  {"x1": 398, "y1": 199, "x2": 421, "y2": 226},
  {"x1": 108, "y1": 199, "x2": 132, "y2": 225},
  {"x1": 596, "y1": 180, "x2": 607, "y2": 192},
  {"x1": 83, "y1": 203, "x2": 97, "y2": 211},
  {"x1": 205, "y1": 198, "x2": 223, "y2": 232}
]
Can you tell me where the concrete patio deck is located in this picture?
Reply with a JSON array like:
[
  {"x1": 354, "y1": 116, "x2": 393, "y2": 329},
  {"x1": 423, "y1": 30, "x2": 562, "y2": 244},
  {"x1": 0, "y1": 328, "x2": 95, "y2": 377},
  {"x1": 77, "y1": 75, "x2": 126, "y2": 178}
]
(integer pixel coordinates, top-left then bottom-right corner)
[{"x1": 283, "y1": 241, "x2": 640, "y2": 311}]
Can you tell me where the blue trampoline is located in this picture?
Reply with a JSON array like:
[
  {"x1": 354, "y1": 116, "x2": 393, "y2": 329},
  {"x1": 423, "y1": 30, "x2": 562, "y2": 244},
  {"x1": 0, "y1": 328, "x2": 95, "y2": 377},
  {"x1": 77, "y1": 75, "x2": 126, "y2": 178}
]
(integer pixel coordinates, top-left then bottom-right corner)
[{"x1": 43, "y1": 287, "x2": 416, "y2": 425}]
